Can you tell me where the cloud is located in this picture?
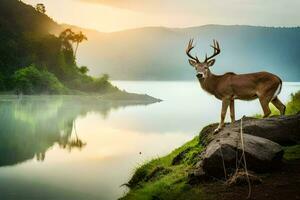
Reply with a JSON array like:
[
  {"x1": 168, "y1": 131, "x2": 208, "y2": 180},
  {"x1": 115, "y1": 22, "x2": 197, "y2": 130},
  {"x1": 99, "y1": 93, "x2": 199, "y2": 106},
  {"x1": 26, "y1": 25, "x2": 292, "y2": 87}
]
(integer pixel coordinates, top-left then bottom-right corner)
[{"x1": 77, "y1": 0, "x2": 208, "y2": 13}]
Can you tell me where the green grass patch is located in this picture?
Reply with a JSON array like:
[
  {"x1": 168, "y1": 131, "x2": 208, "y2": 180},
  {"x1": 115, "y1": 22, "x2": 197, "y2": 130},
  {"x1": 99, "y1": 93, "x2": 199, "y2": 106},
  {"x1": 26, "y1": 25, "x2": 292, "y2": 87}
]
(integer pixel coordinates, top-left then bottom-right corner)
[
  {"x1": 283, "y1": 145, "x2": 300, "y2": 161},
  {"x1": 121, "y1": 137, "x2": 209, "y2": 200}
]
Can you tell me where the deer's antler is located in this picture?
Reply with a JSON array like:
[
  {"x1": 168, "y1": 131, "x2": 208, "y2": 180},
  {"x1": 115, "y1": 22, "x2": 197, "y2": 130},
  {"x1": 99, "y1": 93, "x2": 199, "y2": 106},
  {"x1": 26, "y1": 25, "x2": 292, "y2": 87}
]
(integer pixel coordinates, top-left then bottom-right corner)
[
  {"x1": 204, "y1": 40, "x2": 221, "y2": 62},
  {"x1": 186, "y1": 39, "x2": 200, "y2": 63}
]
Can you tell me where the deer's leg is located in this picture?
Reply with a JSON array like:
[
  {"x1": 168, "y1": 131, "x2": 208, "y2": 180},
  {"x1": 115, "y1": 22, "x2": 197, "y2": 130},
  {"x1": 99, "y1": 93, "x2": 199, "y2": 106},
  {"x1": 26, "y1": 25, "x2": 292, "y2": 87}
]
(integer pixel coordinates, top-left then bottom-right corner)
[
  {"x1": 230, "y1": 99, "x2": 235, "y2": 123},
  {"x1": 214, "y1": 98, "x2": 230, "y2": 133},
  {"x1": 259, "y1": 96, "x2": 272, "y2": 118},
  {"x1": 271, "y1": 97, "x2": 286, "y2": 115}
]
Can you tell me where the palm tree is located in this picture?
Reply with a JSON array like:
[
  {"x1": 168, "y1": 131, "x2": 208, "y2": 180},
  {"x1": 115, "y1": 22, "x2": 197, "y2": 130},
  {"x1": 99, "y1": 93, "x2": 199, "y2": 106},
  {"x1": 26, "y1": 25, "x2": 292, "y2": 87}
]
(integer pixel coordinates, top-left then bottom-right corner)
[
  {"x1": 73, "y1": 31, "x2": 88, "y2": 57},
  {"x1": 59, "y1": 29, "x2": 87, "y2": 58},
  {"x1": 59, "y1": 28, "x2": 75, "y2": 51}
]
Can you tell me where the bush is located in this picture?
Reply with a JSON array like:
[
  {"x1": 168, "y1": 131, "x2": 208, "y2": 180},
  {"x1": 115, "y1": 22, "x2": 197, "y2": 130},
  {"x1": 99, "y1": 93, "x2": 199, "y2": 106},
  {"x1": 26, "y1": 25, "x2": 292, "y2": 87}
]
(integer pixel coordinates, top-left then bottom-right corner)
[
  {"x1": 13, "y1": 65, "x2": 67, "y2": 94},
  {"x1": 286, "y1": 91, "x2": 300, "y2": 115},
  {"x1": 78, "y1": 66, "x2": 89, "y2": 74},
  {"x1": 65, "y1": 73, "x2": 118, "y2": 94}
]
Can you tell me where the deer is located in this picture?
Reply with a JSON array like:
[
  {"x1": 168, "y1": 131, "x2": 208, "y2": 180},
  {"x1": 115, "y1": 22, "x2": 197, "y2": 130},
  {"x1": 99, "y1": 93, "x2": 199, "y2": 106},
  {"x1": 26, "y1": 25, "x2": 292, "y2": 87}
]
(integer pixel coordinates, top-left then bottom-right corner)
[{"x1": 186, "y1": 39, "x2": 286, "y2": 133}]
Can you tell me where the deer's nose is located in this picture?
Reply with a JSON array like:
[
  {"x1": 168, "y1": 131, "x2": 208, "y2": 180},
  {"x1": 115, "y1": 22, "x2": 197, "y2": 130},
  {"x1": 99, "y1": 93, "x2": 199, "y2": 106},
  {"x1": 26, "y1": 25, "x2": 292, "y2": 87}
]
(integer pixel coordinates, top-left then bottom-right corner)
[{"x1": 196, "y1": 73, "x2": 203, "y2": 78}]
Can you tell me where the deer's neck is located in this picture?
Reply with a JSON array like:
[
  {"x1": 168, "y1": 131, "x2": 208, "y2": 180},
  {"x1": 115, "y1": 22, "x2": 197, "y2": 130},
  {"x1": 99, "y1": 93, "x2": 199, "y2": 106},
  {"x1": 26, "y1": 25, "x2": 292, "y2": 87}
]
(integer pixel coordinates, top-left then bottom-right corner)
[{"x1": 198, "y1": 72, "x2": 219, "y2": 96}]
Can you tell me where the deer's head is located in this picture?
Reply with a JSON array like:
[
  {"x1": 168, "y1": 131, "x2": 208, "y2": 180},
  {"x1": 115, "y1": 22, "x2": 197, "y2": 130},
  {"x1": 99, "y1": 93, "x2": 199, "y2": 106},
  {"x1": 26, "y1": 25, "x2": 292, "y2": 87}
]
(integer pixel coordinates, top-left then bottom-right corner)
[{"x1": 186, "y1": 39, "x2": 221, "y2": 79}]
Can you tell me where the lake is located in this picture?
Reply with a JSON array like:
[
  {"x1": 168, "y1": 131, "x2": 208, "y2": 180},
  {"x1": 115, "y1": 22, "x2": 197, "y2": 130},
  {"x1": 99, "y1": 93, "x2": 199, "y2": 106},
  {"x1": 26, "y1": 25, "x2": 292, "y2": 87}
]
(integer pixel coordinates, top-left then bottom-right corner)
[{"x1": 0, "y1": 81, "x2": 299, "y2": 200}]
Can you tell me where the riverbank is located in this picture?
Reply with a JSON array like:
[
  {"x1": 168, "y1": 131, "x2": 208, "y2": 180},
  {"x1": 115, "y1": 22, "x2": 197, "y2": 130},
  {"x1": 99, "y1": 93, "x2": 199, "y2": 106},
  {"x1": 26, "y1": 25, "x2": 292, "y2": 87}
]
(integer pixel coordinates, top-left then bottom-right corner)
[
  {"x1": 121, "y1": 91, "x2": 300, "y2": 200},
  {"x1": 0, "y1": 90, "x2": 162, "y2": 105},
  {"x1": 121, "y1": 121, "x2": 300, "y2": 200}
]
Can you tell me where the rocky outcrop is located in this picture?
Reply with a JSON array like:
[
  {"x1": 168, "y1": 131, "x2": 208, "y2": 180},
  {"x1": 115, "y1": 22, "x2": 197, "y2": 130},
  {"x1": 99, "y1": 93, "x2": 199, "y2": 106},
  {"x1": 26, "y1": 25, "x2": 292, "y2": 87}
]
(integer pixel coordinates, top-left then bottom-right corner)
[
  {"x1": 195, "y1": 131, "x2": 283, "y2": 178},
  {"x1": 199, "y1": 114, "x2": 300, "y2": 146},
  {"x1": 190, "y1": 114, "x2": 300, "y2": 181}
]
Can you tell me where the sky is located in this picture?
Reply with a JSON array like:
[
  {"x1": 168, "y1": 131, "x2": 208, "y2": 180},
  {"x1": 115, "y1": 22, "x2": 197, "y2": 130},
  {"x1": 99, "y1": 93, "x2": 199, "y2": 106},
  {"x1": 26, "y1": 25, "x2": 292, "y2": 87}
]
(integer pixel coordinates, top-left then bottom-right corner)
[{"x1": 23, "y1": 0, "x2": 300, "y2": 32}]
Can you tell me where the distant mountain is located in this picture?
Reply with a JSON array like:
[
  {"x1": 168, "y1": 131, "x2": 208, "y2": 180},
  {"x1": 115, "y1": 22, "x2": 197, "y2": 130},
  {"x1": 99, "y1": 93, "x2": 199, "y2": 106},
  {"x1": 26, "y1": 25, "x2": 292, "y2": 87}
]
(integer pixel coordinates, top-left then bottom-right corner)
[
  {"x1": 4, "y1": 0, "x2": 300, "y2": 81},
  {"x1": 55, "y1": 25, "x2": 300, "y2": 81}
]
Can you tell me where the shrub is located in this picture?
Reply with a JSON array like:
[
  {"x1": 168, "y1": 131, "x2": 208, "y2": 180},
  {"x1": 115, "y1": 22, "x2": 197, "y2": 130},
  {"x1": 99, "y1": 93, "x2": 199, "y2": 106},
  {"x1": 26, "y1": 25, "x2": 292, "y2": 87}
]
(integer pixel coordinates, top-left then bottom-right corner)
[
  {"x1": 65, "y1": 73, "x2": 118, "y2": 94},
  {"x1": 13, "y1": 65, "x2": 67, "y2": 94},
  {"x1": 78, "y1": 66, "x2": 89, "y2": 74},
  {"x1": 286, "y1": 91, "x2": 300, "y2": 115}
]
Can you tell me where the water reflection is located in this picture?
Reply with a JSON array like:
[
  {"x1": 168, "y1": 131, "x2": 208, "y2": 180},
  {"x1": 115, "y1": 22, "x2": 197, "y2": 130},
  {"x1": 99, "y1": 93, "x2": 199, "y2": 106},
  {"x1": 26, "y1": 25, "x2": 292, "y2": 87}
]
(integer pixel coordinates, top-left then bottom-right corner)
[
  {"x1": 0, "y1": 95, "x2": 152, "y2": 167},
  {"x1": 0, "y1": 82, "x2": 299, "y2": 200}
]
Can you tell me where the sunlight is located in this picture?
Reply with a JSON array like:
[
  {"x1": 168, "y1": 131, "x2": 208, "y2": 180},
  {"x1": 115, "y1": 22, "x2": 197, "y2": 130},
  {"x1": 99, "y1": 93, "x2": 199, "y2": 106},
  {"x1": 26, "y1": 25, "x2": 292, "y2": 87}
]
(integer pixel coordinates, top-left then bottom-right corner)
[{"x1": 1, "y1": 1, "x2": 300, "y2": 199}]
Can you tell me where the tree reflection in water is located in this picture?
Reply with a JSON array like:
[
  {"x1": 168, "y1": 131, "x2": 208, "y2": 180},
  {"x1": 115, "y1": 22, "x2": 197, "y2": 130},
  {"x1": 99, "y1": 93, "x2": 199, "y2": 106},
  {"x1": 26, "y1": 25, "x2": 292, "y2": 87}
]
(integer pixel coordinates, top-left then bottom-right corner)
[
  {"x1": 58, "y1": 120, "x2": 87, "y2": 152},
  {"x1": 0, "y1": 95, "x2": 151, "y2": 166}
]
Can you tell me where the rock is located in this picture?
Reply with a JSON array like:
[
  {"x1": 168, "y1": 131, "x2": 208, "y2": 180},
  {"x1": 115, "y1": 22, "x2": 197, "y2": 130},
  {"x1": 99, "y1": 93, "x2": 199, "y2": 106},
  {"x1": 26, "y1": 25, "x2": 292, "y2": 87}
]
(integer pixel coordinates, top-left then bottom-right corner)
[
  {"x1": 195, "y1": 130, "x2": 283, "y2": 178},
  {"x1": 200, "y1": 114, "x2": 300, "y2": 146},
  {"x1": 199, "y1": 123, "x2": 219, "y2": 146}
]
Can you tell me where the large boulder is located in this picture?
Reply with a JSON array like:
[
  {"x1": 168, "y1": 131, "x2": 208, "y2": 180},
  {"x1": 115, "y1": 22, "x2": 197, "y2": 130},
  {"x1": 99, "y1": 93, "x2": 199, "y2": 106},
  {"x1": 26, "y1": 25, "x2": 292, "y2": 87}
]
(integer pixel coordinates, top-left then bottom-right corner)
[
  {"x1": 193, "y1": 130, "x2": 283, "y2": 178},
  {"x1": 199, "y1": 114, "x2": 300, "y2": 146}
]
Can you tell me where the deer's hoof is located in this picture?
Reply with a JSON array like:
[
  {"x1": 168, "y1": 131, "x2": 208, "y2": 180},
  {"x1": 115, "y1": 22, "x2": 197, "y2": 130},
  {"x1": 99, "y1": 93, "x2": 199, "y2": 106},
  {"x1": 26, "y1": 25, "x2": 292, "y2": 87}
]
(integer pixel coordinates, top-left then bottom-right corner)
[
  {"x1": 213, "y1": 128, "x2": 221, "y2": 134},
  {"x1": 214, "y1": 124, "x2": 225, "y2": 134}
]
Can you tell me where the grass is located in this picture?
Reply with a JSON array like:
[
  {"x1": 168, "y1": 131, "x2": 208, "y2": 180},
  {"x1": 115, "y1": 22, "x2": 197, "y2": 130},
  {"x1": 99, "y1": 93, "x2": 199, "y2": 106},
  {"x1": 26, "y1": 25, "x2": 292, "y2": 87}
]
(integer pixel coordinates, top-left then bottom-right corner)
[{"x1": 121, "y1": 137, "x2": 210, "y2": 200}]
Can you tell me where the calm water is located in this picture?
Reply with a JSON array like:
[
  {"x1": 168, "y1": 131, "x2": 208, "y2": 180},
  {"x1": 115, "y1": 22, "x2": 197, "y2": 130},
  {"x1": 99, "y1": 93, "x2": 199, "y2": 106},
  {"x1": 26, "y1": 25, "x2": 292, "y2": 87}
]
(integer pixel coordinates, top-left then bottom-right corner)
[{"x1": 0, "y1": 81, "x2": 299, "y2": 200}]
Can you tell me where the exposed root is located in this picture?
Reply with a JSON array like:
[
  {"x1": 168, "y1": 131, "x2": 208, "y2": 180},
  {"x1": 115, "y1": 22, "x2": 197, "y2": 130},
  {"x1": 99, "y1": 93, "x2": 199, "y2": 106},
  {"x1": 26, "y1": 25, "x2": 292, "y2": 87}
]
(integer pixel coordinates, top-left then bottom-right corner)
[
  {"x1": 226, "y1": 170, "x2": 262, "y2": 186},
  {"x1": 218, "y1": 117, "x2": 254, "y2": 198},
  {"x1": 239, "y1": 118, "x2": 252, "y2": 199}
]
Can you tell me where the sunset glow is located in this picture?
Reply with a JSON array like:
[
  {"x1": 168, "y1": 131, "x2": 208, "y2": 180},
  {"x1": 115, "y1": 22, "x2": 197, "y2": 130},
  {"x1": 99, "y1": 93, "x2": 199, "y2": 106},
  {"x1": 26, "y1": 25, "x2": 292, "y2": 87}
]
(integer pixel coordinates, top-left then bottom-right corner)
[{"x1": 23, "y1": 0, "x2": 300, "y2": 32}]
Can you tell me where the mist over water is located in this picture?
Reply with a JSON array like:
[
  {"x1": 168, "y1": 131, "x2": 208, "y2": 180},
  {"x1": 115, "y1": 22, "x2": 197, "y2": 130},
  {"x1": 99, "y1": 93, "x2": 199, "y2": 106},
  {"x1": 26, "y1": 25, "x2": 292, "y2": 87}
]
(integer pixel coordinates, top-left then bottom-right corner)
[{"x1": 0, "y1": 81, "x2": 299, "y2": 200}]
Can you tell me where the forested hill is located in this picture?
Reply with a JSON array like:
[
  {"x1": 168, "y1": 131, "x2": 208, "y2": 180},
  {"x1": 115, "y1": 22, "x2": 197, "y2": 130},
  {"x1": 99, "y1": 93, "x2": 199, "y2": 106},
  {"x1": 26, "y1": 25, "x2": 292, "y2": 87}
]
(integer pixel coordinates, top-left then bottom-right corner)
[
  {"x1": 0, "y1": 0, "x2": 116, "y2": 94},
  {"x1": 0, "y1": 0, "x2": 59, "y2": 76}
]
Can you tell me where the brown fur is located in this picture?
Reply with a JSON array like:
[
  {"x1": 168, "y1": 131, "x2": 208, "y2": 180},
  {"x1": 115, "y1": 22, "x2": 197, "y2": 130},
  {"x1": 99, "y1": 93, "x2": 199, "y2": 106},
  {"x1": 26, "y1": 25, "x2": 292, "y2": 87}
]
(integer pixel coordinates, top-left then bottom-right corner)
[
  {"x1": 186, "y1": 39, "x2": 286, "y2": 132},
  {"x1": 197, "y1": 70, "x2": 286, "y2": 132},
  {"x1": 198, "y1": 71, "x2": 281, "y2": 101}
]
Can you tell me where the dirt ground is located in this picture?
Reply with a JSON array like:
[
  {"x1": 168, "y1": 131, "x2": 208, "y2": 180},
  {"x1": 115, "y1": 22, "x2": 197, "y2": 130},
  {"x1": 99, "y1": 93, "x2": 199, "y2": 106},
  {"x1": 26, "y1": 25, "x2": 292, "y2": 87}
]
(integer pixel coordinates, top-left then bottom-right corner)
[{"x1": 203, "y1": 159, "x2": 300, "y2": 200}]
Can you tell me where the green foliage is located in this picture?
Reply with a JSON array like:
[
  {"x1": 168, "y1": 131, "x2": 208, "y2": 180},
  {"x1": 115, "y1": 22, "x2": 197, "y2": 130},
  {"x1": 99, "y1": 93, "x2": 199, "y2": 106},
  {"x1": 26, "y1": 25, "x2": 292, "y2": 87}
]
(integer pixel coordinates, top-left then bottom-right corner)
[
  {"x1": 59, "y1": 29, "x2": 87, "y2": 57},
  {"x1": 283, "y1": 145, "x2": 300, "y2": 160},
  {"x1": 65, "y1": 73, "x2": 118, "y2": 94},
  {"x1": 79, "y1": 66, "x2": 89, "y2": 74},
  {"x1": 122, "y1": 137, "x2": 206, "y2": 200},
  {"x1": 0, "y1": 0, "x2": 58, "y2": 78},
  {"x1": 35, "y1": 3, "x2": 46, "y2": 14},
  {"x1": 0, "y1": 0, "x2": 118, "y2": 94},
  {"x1": 286, "y1": 91, "x2": 300, "y2": 115},
  {"x1": 13, "y1": 65, "x2": 67, "y2": 94}
]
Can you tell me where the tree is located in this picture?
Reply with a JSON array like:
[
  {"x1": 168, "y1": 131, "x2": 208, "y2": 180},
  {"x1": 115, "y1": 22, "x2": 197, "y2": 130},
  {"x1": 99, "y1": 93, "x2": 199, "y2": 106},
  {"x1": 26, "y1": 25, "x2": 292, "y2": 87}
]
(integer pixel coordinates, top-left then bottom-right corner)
[
  {"x1": 79, "y1": 66, "x2": 89, "y2": 74},
  {"x1": 73, "y1": 31, "x2": 87, "y2": 57},
  {"x1": 59, "y1": 29, "x2": 87, "y2": 58},
  {"x1": 59, "y1": 28, "x2": 75, "y2": 51},
  {"x1": 36, "y1": 3, "x2": 46, "y2": 14}
]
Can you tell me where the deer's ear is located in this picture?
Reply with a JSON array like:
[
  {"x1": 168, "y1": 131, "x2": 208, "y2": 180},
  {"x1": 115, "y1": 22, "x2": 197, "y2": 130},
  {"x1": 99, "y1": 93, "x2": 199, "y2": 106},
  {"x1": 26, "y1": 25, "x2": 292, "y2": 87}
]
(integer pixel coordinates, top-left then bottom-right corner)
[
  {"x1": 207, "y1": 59, "x2": 215, "y2": 67},
  {"x1": 188, "y1": 59, "x2": 197, "y2": 66}
]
